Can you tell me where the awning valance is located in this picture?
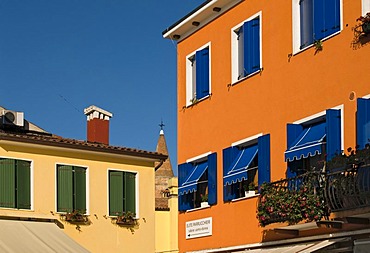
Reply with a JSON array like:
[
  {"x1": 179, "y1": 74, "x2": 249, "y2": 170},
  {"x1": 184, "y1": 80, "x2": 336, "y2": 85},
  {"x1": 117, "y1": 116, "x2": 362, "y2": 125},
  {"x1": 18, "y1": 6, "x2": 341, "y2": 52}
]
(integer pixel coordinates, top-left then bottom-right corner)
[
  {"x1": 179, "y1": 161, "x2": 208, "y2": 195},
  {"x1": 285, "y1": 122, "x2": 326, "y2": 162},
  {"x1": 0, "y1": 219, "x2": 90, "y2": 253},
  {"x1": 223, "y1": 144, "x2": 258, "y2": 186}
]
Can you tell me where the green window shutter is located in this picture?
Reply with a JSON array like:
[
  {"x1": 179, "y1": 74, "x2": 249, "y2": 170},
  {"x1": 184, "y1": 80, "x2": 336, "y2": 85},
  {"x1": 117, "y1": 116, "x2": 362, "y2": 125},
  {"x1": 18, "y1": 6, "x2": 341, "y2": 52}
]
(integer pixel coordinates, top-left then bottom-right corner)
[
  {"x1": 74, "y1": 167, "x2": 86, "y2": 214},
  {"x1": 124, "y1": 172, "x2": 136, "y2": 214},
  {"x1": 109, "y1": 171, "x2": 123, "y2": 216},
  {"x1": 57, "y1": 165, "x2": 73, "y2": 212},
  {"x1": 0, "y1": 159, "x2": 16, "y2": 208},
  {"x1": 16, "y1": 160, "x2": 31, "y2": 209}
]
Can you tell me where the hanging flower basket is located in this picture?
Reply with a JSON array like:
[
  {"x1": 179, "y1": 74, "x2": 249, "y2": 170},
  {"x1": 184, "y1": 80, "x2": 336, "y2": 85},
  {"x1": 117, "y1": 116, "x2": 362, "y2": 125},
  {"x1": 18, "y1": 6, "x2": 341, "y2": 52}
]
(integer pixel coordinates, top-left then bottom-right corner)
[
  {"x1": 115, "y1": 211, "x2": 137, "y2": 226},
  {"x1": 357, "y1": 12, "x2": 370, "y2": 35}
]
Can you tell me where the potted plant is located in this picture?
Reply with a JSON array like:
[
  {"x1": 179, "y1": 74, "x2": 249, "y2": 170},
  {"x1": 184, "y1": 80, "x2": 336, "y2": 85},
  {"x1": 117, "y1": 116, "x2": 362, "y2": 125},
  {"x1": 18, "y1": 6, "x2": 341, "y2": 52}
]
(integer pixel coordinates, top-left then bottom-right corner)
[
  {"x1": 200, "y1": 194, "x2": 208, "y2": 207},
  {"x1": 357, "y1": 12, "x2": 370, "y2": 34},
  {"x1": 63, "y1": 210, "x2": 88, "y2": 223},
  {"x1": 244, "y1": 182, "x2": 257, "y2": 197},
  {"x1": 115, "y1": 211, "x2": 137, "y2": 226}
]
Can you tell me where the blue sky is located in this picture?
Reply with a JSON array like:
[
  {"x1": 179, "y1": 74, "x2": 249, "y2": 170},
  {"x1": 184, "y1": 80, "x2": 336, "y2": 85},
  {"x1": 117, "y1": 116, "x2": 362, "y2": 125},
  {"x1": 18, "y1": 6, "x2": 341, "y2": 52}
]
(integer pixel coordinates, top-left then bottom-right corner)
[{"x1": 0, "y1": 0, "x2": 204, "y2": 174}]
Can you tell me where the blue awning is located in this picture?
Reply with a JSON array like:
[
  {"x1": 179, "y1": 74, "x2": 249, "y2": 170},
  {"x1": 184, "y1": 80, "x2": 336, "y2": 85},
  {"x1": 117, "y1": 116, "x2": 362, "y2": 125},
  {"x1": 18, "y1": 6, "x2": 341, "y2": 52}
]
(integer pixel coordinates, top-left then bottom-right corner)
[
  {"x1": 178, "y1": 161, "x2": 208, "y2": 195},
  {"x1": 285, "y1": 122, "x2": 326, "y2": 162},
  {"x1": 223, "y1": 145, "x2": 258, "y2": 186}
]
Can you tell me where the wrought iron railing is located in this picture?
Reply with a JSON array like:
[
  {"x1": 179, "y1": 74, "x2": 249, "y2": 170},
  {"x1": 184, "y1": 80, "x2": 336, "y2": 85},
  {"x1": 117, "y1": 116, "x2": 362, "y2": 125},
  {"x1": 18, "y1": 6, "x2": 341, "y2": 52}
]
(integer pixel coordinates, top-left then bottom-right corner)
[
  {"x1": 257, "y1": 171, "x2": 328, "y2": 227},
  {"x1": 325, "y1": 165, "x2": 370, "y2": 212}
]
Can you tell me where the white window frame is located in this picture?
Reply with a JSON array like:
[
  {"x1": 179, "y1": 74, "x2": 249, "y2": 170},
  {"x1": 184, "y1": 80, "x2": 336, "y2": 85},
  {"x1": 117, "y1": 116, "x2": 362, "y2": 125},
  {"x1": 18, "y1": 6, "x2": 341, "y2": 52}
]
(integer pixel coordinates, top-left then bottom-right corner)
[
  {"x1": 292, "y1": 0, "x2": 343, "y2": 54},
  {"x1": 231, "y1": 11, "x2": 262, "y2": 84},
  {"x1": 185, "y1": 42, "x2": 211, "y2": 107},
  {"x1": 0, "y1": 156, "x2": 34, "y2": 211},
  {"x1": 106, "y1": 169, "x2": 139, "y2": 219},
  {"x1": 54, "y1": 163, "x2": 90, "y2": 215},
  {"x1": 363, "y1": 0, "x2": 370, "y2": 16}
]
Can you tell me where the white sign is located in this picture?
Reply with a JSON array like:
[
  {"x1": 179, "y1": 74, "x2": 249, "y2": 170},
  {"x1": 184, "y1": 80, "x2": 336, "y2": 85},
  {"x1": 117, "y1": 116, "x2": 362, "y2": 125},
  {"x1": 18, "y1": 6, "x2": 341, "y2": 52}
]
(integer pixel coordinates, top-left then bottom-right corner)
[{"x1": 186, "y1": 217, "x2": 212, "y2": 239}]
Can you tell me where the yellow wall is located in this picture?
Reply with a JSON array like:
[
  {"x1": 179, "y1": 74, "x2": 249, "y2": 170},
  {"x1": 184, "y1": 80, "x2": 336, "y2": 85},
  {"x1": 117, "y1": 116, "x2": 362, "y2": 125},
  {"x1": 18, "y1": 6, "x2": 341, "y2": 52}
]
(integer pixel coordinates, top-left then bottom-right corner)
[
  {"x1": 0, "y1": 142, "x2": 156, "y2": 253},
  {"x1": 155, "y1": 178, "x2": 179, "y2": 253}
]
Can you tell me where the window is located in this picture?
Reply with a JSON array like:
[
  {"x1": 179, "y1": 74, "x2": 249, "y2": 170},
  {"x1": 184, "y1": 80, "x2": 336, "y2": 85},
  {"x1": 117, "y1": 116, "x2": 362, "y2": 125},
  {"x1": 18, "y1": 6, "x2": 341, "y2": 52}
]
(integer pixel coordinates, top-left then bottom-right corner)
[
  {"x1": 109, "y1": 170, "x2": 136, "y2": 216},
  {"x1": 231, "y1": 14, "x2": 261, "y2": 83},
  {"x1": 223, "y1": 134, "x2": 270, "y2": 201},
  {"x1": 357, "y1": 98, "x2": 370, "y2": 149},
  {"x1": 0, "y1": 158, "x2": 31, "y2": 209},
  {"x1": 293, "y1": 0, "x2": 341, "y2": 52},
  {"x1": 178, "y1": 153, "x2": 217, "y2": 211},
  {"x1": 285, "y1": 109, "x2": 342, "y2": 177},
  {"x1": 57, "y1": 165, "x2": 87, "y2": 213},
  {"x1": 186, "y1": 44, "x2": 210, "y2": 106}
]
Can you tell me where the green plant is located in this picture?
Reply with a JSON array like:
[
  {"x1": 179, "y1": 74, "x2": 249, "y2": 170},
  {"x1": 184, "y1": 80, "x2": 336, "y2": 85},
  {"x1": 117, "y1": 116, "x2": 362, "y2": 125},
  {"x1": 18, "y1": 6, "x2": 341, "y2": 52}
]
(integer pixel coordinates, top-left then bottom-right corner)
[
  {"x1": 357, "y1": 12, "x2": 370, "y2": 34},
  {"x1": 256, "y1": 174, "x2": 327, "y2": 227},
  {"x1": 115, "y1": 211, "x2": 136, "y2": 225},
  {"x1": 200, "y1": 193, "x2": 208, "y2": 202},
  {"x1": 314, "y1": 39, "x2": 323, "y2": 51},
  {"x1": 327, "y1": 144, "x2": 370, "y2": 171},
  {"x1": 248, "y1": 182, "x2": 256, "y2": 191},
  {"x1": 64, "y1": 210, "x2": 87, "y2": 222}
]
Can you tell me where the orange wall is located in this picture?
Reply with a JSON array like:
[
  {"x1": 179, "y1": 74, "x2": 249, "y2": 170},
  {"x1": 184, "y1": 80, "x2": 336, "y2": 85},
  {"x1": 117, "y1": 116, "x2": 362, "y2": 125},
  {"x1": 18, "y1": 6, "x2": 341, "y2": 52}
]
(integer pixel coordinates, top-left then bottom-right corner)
[{"x1": 176, "y1": 0, "x2": 369, "y2": 252}]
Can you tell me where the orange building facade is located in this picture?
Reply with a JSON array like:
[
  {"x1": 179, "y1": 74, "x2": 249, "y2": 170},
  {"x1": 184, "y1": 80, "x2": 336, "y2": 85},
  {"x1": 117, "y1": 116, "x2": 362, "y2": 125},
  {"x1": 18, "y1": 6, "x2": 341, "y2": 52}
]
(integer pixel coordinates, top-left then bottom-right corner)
[{"x1": 164, "y1": 0, "x2": 370, "y2": 252}]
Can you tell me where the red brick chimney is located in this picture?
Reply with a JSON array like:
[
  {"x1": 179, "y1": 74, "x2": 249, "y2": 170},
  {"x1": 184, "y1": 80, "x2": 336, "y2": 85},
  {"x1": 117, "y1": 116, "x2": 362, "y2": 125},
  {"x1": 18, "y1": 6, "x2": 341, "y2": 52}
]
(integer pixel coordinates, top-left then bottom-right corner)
[{"x1": 84, "y1": 105, "x2": 113, "y2": 145}]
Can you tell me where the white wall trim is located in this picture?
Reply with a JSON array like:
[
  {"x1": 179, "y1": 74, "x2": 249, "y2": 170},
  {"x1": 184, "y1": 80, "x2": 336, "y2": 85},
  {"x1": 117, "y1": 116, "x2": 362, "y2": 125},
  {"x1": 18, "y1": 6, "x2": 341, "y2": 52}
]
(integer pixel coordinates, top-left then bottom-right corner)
[
  {"x1": 185, "y1": 42, "x2": 212, "y2": 106},
  {"x1": 232, "y1": 133, "x2": 263, "y2": 147},
  {"x1": 186, "y1": 152, "x2": 212, "y2": 163}
]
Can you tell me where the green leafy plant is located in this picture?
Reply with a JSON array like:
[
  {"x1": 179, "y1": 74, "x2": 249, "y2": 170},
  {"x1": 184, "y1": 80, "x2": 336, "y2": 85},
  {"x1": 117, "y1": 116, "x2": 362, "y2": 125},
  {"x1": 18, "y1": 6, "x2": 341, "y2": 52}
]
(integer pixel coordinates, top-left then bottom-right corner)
[
  {"x1": 115, "y1": 211, "x2": 137, "y2": 225},
  {"x1": 256, "y1": 173, "x2": 327, "y2": 227},
  {"x1": 64, "y1": 210, "x2": 87, "y2": 223},
  {"x1": 200, "y1": 193, "x2": 208, "y2": 202}
]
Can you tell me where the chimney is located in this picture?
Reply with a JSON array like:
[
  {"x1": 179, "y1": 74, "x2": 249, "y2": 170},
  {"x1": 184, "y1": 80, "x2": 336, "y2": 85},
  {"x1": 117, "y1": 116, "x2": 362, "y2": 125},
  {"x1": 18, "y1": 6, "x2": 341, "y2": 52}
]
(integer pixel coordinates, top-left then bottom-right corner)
[{"x1": 84, "y1": 105, "x2": 113, "y2": 145}]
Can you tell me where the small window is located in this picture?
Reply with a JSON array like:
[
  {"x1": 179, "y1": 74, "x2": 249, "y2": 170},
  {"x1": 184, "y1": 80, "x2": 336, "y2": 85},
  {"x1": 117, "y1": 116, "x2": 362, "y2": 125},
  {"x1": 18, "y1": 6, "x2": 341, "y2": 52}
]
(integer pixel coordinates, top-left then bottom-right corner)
[
  {"x1": 285, "y1": 109, "x2": 342, "y2": 177},
  {"x1": 0, "y1": 158, "x2": 31, "y2": 209},
  {"x1": 178, "y1": 153, "x2": 217, "y2": 211},
  {"x1": 223, "y1": 134, "x2": 270, "y2": 202},
  {"x1": 231, "y1": 15, "x2": 261, "y2": 83},
  {"x1": 293, "y1": 0, "x2": 341, "y2": 52},
  {"x1": 109, "y1": 170, "x2": 136, "y2": 217},
  {"x1": 186, "y1": 45, "x2": 210, "y2": 106},
  {"x1": 57, "y1": 165, "x2": 87, "y2": 213}
]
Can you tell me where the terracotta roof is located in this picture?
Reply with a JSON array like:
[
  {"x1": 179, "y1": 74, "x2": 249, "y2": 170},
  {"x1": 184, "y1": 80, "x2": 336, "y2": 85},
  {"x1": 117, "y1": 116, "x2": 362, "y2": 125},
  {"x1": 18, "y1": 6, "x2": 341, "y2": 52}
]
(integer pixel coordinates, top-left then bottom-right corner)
[{"x1": 0, "y1": 129, "x2": 167, "y2": 161}]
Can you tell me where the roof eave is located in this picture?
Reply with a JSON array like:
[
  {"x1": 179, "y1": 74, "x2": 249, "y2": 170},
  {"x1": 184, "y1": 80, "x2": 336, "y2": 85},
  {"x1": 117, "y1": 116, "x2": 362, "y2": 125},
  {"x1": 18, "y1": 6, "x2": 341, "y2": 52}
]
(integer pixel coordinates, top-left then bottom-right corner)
[
  {"x1": 162, "y1": 0, "x2": 244, "y2": 42},
  {"x1": 0, "y1": 135, "x2": 167, "y2": 162}
]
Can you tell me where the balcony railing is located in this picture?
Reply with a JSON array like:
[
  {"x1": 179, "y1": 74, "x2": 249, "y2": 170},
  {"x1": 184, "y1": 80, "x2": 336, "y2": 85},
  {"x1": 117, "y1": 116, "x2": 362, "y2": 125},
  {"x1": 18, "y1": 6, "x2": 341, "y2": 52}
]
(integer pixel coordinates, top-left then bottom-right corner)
[
  {"x1": 326, "y1": 165, "x2": 370, "y2": 212},
  {"x1": 257, "y1": 171, "x2": 328, "y2": 227},
  {"x1": 257, "y1": 147, "x2": 370, "y2": 227}
]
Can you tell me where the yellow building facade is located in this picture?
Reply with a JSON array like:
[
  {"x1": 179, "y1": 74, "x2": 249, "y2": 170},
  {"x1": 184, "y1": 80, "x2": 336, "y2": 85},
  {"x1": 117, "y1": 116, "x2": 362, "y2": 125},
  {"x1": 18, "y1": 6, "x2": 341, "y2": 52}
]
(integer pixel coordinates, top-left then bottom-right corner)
[{"x1": 0, "y1": 105, "x2": 167, "y2": 252}]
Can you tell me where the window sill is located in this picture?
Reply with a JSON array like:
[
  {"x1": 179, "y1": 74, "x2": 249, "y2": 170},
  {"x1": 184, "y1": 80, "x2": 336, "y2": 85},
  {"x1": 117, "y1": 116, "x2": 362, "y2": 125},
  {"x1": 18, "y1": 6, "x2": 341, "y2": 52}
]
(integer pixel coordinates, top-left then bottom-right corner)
[
  {"x1": 293, "y1": 30, "x2": 341, "y2": 56},
  {"x1": 186, "y1": 204, "x2": 210, "y2": 212},
  {"x1": 229, "y1": 70, "x2": 261, "y2": 87},
  {"x1": 231, "y1": 193, "x2": 260, "y2": 203},
  {"x1": 185, "y1": 94, "x2": 211, "y2": 108}
]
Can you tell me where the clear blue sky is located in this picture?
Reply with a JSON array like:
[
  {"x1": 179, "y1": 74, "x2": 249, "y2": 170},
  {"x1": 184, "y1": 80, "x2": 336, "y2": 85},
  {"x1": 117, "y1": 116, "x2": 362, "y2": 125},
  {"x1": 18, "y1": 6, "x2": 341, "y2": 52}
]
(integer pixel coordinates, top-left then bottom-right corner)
[{"x1": 0, "y1": 0, "x2": 204, "y2": 174}]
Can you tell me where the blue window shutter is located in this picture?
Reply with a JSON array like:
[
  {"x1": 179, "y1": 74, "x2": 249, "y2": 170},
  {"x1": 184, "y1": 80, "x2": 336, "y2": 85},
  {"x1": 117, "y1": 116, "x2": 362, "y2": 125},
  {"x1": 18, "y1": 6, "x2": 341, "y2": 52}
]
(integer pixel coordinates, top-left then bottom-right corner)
[
  {"x1": 250, "y1": 17, "x2": 260, "y2": 73},
  {"x1": 178, "y1": 162, "x2": 193, "y2": 211},
  {"x1": 326, "y1": 109, "x2": 341, "y2": 161},
  {"x1": 300, "y1": 0, "x2": 314, "y2": 49},
  {"x1": 313, "y1": 0, "x2": 325, "y2": 40},
  {"x1": 258, "y1": 134, "x2": 271, "y2": 186},
  {"x1": 222, "y1": 146, "x2": 238, "y2": 202},
  {"x1": 207, "y1": 153, "x2": 217, "y2": 205},
  {"x1": 324, "y1": 0, "x2": 340, "y2": 36},
  {"x1": 195, "y1": 48, "x2": 209, "y2": 100},
  {"x1": 243, "y1": 18, "x2": 260, "y2": 75},
  {"x1": 357, "y1": 98, "x2": 370, "y2": 150}
]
